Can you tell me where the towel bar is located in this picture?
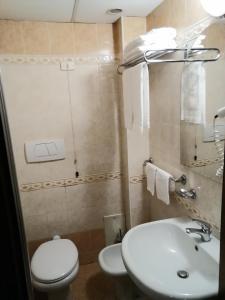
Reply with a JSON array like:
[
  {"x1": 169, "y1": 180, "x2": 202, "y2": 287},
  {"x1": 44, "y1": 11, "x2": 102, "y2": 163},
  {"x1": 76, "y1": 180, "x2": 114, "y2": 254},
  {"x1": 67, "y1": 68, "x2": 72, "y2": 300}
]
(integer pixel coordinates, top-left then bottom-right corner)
[
  {"x1": 143, "y1": 157, "x2": 187, "y2": 185},
  {"x1": 117, "y1": 48, "x2": 220, "y2": 74}
]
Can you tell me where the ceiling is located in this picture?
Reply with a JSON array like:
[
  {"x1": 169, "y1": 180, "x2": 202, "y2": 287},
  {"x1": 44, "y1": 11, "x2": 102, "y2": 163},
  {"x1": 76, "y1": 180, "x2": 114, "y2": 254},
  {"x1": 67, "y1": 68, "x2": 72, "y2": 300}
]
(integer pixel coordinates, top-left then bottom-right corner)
[{"x1": 0, "y1": 0, "x2": 164, "y2": 24}]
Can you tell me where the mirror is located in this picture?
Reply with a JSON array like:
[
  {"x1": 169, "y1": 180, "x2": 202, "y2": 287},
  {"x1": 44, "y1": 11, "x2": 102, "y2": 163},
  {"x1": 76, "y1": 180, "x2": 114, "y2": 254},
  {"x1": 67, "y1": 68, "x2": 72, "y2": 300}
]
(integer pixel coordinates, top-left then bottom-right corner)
[{"x1": 180, "y1": 21, "x2": 225, "y2": 182}]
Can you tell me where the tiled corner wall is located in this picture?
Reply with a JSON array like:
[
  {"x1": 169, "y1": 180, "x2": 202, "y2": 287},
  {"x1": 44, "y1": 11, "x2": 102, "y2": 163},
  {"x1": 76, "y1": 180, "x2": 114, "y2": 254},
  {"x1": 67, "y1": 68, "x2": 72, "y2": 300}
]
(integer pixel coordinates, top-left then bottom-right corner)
[
  {"x1": 0, "y1": 20, "x2": 124, "y2": 244},
  {"x1": 113, "y1": 17, "x2": 152, "y2": 228},
  {"x1": 146, "y1": 0, "x2": 222, "y2": 233}
]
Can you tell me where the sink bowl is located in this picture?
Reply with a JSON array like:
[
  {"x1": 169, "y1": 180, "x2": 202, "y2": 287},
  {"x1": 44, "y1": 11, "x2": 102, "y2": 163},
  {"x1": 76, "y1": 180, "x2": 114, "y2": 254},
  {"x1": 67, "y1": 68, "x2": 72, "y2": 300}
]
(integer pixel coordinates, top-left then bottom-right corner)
[{"x1": 121, "y1": 218, "x2": 219, "y2": 299}]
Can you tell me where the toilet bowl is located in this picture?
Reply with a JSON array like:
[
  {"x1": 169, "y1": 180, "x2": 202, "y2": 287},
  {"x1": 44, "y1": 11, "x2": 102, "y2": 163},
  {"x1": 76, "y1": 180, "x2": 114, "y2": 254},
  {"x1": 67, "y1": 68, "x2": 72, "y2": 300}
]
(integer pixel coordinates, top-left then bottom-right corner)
[{"x1": 31, "y1": 238, "x2": 79, "y2": 300}]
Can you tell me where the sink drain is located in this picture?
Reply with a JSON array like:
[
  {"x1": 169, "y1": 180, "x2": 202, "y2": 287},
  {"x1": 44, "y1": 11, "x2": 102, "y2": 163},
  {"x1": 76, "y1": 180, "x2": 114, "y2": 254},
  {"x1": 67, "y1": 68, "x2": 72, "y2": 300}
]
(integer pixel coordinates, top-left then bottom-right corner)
[{"x1": 177, "y1": 270, "x2": 189, "y2": 279}]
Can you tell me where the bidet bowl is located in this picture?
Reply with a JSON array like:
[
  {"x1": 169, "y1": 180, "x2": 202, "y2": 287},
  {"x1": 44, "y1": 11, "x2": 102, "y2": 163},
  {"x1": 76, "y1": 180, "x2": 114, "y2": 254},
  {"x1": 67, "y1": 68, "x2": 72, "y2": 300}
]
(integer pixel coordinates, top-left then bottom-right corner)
[{"x1": 98, "y1": 243, "x2": 127, "y2": 276}]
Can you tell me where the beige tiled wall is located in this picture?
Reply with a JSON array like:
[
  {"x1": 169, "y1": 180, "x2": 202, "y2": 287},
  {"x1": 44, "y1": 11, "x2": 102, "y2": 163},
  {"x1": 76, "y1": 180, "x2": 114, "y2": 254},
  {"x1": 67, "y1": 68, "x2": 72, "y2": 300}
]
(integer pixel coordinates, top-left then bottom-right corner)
[
  {"x1": 0, "y1": 20, "x2": 123, "y2": 242},
  {"x1": 146, "y1": 0, "x2": 222, "y2": 230},
  {"x1": 113, "y1": 19, "x2": 123, "y2": 59},
  {"x1": 122, "y1": 17, "x2": 147, "y2": 46},
  {"x1": 123, "y1": 18, "x2": 152, "y2": 228},
  {"x1": 20, "y1": 180, "x2": 123, "y2": 241},
  {"x1": 147, "y1": 0, "x2": 207, "y2": 30},
  {"x1": 1, "y1": 61, "x2": 124, "y2": 241},
  {"x1": 114, "y1": 17, "x2": 151, "y2": 228},
  {"x1": 0, "y1": 20, "x2": 114, "y2": 56}
]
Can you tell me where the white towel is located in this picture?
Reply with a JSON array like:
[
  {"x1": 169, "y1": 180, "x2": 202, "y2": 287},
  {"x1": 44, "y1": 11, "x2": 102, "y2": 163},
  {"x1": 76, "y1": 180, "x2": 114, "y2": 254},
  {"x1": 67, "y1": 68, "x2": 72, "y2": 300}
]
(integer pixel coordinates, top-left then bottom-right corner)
[
  {"x1": 156, "y1": 168, "x2": 173, "y2": 205},
  {"x1": 142, "y1": 64, "x2": 150, "y2": 129},
  {"x1": 124, "y1": 27, "x2": 177, "y2": 54},
  {"x1": 145, "y1": 163, "x2": 157, "y2": 196},
  {"x1": 181, "y1": 62, "x2": 206, "y2": 124},
  {"x1": 122, "y1": 62, "x2": 150, "y2": 129}
]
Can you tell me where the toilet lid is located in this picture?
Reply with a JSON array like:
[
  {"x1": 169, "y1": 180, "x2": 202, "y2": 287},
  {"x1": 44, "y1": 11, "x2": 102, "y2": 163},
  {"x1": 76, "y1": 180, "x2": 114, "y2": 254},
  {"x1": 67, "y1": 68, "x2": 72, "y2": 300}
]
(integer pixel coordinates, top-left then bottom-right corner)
[{"x1": 31, "y1": 239, "x2": 78, "y2": 283}]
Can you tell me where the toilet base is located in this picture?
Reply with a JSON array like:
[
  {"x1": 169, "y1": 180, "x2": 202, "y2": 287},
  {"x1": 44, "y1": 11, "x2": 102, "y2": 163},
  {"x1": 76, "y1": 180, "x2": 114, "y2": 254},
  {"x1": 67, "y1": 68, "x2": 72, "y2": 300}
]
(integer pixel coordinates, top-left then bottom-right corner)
[{"x1": 48, "y1": 286, "x2": 74, "y2": 300}]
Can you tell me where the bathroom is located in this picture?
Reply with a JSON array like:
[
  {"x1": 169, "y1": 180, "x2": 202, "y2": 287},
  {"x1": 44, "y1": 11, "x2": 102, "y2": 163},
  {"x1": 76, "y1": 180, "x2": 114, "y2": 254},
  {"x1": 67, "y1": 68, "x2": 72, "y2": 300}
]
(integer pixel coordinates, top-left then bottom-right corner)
[{"x1": 1, "y1": 0, "x2": 225, "y2": 299}]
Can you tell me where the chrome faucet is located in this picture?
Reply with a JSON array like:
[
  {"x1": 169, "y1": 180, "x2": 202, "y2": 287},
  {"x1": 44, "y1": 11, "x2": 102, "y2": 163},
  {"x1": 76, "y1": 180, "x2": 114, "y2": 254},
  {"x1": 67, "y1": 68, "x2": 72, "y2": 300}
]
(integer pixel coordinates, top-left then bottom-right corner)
[
  {"x1": 177, "y1": 188, "x2": 197, "y2": 200},
  {"x1": 186, "y1": 219, "x2": 212, "y2": 242}
]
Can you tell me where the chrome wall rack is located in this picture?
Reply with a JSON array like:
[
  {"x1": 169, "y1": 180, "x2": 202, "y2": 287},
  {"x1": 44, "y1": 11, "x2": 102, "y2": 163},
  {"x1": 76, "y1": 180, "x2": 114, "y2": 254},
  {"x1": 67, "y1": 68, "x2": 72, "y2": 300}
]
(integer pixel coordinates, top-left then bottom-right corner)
[{"x1": 117, "y1": 47, "x2": 220, "y2": 74}]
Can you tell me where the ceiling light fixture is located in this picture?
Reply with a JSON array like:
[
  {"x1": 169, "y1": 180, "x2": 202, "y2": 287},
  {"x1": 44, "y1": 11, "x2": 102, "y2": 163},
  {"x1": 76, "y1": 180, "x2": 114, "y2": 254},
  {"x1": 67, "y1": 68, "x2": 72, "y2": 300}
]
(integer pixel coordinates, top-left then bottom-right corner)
[
  {"x1": 106, "y1": 8, "x2": 123, "y2": 15},
  {"x1": 200, "y1": 0, "x2": 225, "y2": 17}
]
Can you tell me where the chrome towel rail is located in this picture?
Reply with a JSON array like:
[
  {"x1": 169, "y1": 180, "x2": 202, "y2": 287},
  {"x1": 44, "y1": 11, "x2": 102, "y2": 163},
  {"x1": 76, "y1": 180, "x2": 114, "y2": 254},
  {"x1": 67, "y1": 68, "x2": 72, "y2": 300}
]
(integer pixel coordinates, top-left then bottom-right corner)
[
  {"x1": 143, "y1": 157, "x2": 187, "y2": 185},
  {"x1": 117, "y1": 47, "x2": 220, "y2": 74}
]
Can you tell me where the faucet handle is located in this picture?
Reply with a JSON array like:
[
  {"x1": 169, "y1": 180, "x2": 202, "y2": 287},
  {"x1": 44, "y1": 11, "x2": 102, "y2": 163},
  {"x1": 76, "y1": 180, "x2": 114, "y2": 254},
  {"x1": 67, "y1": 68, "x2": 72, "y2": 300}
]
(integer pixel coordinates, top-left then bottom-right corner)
[{"x1": 192, "y1": 218, "x2": 212, "y2": 232}]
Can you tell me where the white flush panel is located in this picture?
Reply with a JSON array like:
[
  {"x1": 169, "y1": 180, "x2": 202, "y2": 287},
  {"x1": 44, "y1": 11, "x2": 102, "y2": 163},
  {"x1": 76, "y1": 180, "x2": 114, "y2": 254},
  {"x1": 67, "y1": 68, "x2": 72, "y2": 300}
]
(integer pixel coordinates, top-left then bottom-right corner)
[
  {"x1": 73, "y1": 0, "x2": 164, "y2": 23},
  {"x1": 0, "y1": 0, "x2": 75, "y2": 22},
  {"x1": 25, "y1": 139, "x2": 65, "y2": 163}
]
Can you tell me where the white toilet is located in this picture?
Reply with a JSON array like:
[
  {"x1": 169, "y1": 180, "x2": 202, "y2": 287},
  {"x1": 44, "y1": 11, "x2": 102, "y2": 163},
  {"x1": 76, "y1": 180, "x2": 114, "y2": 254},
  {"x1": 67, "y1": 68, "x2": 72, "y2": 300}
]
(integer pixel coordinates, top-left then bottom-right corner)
[{"x1": 31, "y1": 238, "x2": 79, "y2": 300}]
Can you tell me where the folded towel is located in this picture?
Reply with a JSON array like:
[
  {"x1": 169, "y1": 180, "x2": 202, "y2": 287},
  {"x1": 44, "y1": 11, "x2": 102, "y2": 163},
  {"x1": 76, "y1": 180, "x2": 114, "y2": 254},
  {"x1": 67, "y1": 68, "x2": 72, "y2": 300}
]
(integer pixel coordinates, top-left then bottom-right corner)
[
  {"x1": 125, "y1": 27, "x2": 177, "y2": 54},
  {"x1": 122, "y1": 62, "x2": 150, "y2": 129},
  {"x1": 156, "y1": 168, "x2": 173, "y2": 205},
  {"x1": 124, "y1": 40, "x2": 177, "y2": 62},
  {"x1": 145, "y1": 163, "x2": 157, "y2": 196},
  {"x1": 181, "y1": 62, "x2": 206, "y2": 124}
]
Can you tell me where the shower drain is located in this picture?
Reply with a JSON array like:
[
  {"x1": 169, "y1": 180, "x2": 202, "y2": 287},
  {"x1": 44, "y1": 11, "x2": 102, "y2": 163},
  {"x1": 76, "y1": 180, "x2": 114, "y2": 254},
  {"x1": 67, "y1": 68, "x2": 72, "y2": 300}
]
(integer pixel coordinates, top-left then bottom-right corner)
[{"x1": 177, "y1": 270, "x2": 189, "y2": 279}]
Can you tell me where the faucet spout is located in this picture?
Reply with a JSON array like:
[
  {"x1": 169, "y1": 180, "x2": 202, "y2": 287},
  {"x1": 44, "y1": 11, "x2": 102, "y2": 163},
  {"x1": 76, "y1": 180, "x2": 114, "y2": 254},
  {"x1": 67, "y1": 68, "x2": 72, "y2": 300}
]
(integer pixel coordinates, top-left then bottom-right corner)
[
  {"x1": 186, "y1": 228, "x2": 211, "y2": 242},
  {"x1": 186, "y1": 219, "x2": 212, "y2": 242}
]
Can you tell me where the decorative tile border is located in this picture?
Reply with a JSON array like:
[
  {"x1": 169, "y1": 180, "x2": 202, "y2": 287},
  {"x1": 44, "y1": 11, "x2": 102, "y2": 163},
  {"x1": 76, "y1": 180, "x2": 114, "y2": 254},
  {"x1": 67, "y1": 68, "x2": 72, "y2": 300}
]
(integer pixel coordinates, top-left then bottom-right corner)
[
  {"x1": 183, "y1": 158, "x2": 220, "y2": 168},
  {"x1": 130, "y1": 175, "x2": 146, "y2": 184},
  {"x1": 0, "y1": 54, "x2": 119, "y2": 65},
  {"x1": 20, "y1": 171, "x2": 122, "y2": 192}
]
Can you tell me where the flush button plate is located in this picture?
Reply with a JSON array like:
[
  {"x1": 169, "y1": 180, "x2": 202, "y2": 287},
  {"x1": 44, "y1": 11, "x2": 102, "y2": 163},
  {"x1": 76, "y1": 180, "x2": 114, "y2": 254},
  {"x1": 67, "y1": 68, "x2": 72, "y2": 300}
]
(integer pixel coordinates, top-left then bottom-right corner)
[{"x1": 25, "y1": 139, "x2": 65, "y2": 163}]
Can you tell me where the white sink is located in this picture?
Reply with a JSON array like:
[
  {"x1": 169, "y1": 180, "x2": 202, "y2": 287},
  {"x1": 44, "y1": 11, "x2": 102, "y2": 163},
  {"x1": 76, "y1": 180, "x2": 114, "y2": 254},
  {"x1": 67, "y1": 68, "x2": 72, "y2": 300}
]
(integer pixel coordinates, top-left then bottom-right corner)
[{"x1": 121, "y1": 217, "x2": 220, "y2": 299}]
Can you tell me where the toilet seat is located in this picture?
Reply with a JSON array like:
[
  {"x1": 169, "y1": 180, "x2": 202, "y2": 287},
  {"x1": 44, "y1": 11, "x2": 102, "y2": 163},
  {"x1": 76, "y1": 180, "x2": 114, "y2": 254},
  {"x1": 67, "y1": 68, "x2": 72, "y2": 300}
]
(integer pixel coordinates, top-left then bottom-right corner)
[{"x1": 31, "y1": 239, "x2": 78, "y2": 284}]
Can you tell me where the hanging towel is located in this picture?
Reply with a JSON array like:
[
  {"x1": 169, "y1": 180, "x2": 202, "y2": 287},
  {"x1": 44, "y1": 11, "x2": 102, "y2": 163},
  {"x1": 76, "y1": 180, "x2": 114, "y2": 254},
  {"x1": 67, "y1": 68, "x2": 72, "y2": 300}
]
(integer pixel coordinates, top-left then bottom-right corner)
[
  {"x1": 122, "y1": 62, "x2": 150, "y2": 129},
  {"x1": 156, "y1": 168, "x2": 173, "y2": 205},
  {"x1": 142, "y1": 64, "x2": 150, "y2": 129},
  {"x1": 145, "y1": 163, "x2": 157, "y2": 196},
  {"x1": 181, "y1": 62, "x2": 206, "y2": 124}
]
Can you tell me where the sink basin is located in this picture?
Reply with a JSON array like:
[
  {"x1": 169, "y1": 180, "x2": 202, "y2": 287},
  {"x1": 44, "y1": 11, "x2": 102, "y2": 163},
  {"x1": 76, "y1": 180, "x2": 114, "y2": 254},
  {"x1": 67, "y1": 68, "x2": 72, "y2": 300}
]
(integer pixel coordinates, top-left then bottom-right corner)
[{"x1": 121, "y1": 217, "x2": 219, "y2": 299}]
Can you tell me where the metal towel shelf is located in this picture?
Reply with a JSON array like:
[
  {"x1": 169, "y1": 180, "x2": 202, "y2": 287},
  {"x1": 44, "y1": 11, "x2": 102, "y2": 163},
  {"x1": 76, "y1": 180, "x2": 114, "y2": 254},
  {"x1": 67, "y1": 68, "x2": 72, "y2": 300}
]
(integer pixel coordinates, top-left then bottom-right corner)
[{"x1": 117, "y1": 47, "x2": 220, "y2": 74}]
